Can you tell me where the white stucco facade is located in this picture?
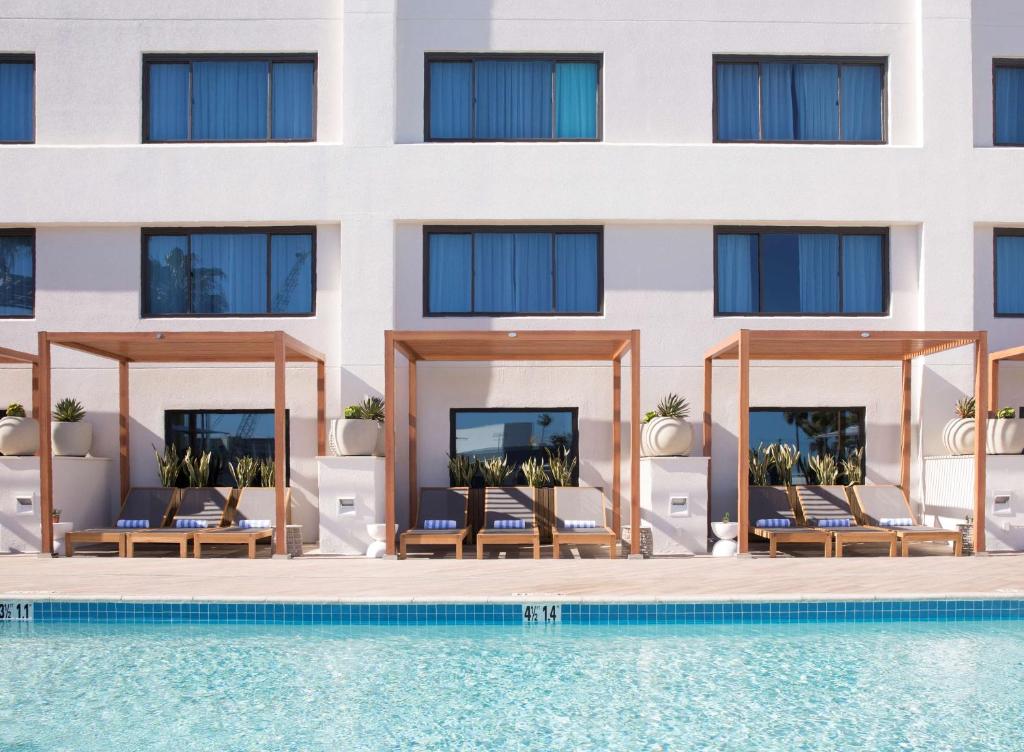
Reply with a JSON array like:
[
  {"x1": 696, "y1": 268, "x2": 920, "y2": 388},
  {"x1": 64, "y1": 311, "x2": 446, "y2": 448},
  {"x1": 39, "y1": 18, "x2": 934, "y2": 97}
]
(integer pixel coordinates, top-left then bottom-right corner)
[{"x1": 1, "y1": 0, "x2": 1023, "y2": 540}]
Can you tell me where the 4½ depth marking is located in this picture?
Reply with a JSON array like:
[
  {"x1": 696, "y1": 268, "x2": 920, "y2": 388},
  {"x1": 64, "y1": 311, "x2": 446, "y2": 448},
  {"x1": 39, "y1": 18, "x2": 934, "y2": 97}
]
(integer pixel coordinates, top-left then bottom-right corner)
[{"x1": 522, "y1": 604, "x2": 560, "y2": 624}]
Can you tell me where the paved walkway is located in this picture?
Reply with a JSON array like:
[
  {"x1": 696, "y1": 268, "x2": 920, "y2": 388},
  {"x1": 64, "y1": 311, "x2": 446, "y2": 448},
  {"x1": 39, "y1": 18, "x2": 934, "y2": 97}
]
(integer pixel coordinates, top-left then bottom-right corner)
[{"x1": 2, "y1": 553, "x2": 1023, "y2": 602}]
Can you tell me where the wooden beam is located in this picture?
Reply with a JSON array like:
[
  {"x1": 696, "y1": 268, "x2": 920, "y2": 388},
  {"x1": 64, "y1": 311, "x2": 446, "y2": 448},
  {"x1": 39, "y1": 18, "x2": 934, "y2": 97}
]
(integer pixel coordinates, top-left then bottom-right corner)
[
  {"x1": 629, "y1": 330, "x2": 641, "y2": 556},
  {"x1": 611, "y1": 357, "x2": 622, "y2": 536},
  {"x1": 316, "y1": 359, "x2": 326, "y2": 456},
  {"x1": 973, "y1": 332, "x2": 988, "y2": 554},
  {"x1": 899, "y1": 357, "x2": 911, "y2": 495},
  {"x1": 273, "y1": 333, "x2": 288, "y2": 557},
  {"x1": 702, "y1": 358, "x2": 712, "y2": 458},
  {"x1": 384, "y1": 331, "x2": 397, "y2": 556},
  {"x1": 119, "y1": 360, "x2": 130, "y2": 505},
  {"x1": 31, "y1": 362, "x2": 39, "y2": 420},
  {"x1": 988, "y1": 357, "x2": 999, "y2": 415},
  {"x1": 408, "y1": 357, "x2": 418, "y2": 530},
  {"x1": 37, "y1": 332, "x2": 53, "y2": 555},
  {"x1": 282, "y1": 332, "x2": 326, "y2": 364},
  {"x1": 737, "y1": 330, "x2": 750, "y2": 555}
]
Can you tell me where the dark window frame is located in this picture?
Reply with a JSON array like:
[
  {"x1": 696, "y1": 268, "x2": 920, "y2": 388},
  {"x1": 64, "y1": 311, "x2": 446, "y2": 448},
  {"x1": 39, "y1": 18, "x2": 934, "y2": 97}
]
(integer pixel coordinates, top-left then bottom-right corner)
[
  {"x1": 422, "y1": 225, "x2": 604, "y2": 317},
  {"x1": 713, "y1": 226, "x2": 890, "y2": 317},
  {"x1": 0, "y1": 228, "x2": 36, "y2": 319},
  {"x1": 712, "y1": 54, "x2": 888, "y2": 145},
  {"x1": 750, "y1": 406, "x2": 867, "y2": 484},
  {"x1": 993, "y1": 59, "x2": 1024, "y2": 146},
  {"x1": 994, "y1": 227, "x2": 1024, "y2": 317},
  {"x1": 424, "y1": 52, "x2": 603, "y2": 142},
  {"x1": 0, "y1": 54, "x2": 35, "y2": 144},
  {"x1": 449, "y1": 406, "x2": 580, "y2": 485},
  {"x1": 142, "y1": 53, "x2": 318, "y2": 143},
  {"x1": 164, "y1": 408, "x2": 290, "y2": 487},
  {"x1": 141, "y1": 226, "x2": 316, "y2": 318}
]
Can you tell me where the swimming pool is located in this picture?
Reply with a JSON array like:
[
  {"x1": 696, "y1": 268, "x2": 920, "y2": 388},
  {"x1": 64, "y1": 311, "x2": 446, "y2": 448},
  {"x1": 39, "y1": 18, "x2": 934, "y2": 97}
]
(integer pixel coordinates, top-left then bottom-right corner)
[{"x1": 3, "y1": 601, "x2": 1023, "y2": 751}]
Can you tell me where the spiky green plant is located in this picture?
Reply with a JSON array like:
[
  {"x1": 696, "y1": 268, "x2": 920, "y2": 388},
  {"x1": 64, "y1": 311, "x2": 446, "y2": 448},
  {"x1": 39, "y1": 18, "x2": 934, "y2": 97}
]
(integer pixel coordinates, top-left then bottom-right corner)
[
  {"x1": 652, "y1": 393, "x2": 690, "y2": 421},
  {"x1": 182, "y1": 448, "x2": 212, "y2": 487},
  {"x1": 520, "y1": 456, "x2": 549, "y2": 488},
  {"x1": 51, "y1": 397, "x2": 85, "y2": 422},
  {"x1": 447, "y1": 453, "x2": 478, "y2": 487},
  {"x1": 152, "y1": 444, "x2": 182, "y2": 488},
  {"x1": 229, "y1": 456, "x2": 260, "y2": 488},
  {"x1": 954, "y1": 396, "x2": 976, "y2": 419},
  {"x1": 767, "y1": 443, "x2": 800, "y2": 486},
  {"x1": 5, "y1": 402, "x2": 26, "y2": 418},
  {"x1": 721, "y1": 512, "x2": 731, "y2": 523},
  {"x1": 344, "y1": 396, "x2": 385, "y2": 422},
  {"x1": 841, "y1": 447, "x2": 864, "y2": 486},
  {"x1": 481, "y1": 455, "x2": 515, "y2": 486},
  {"x1": 545, "y1": 446, "x2": 577, "y2": 487},
  {"x1": 259, "y1": 458, "x2": 276, "y2": 488},
  {"x1": 996, "y1": 407, "x2": 1016, "y2": 419},
  {"x1": 748, "y1": 443, "x2": 771, "y2": 486},
  {"x1": 807, "y1": 453, "x2": 840, "y2": 485}
]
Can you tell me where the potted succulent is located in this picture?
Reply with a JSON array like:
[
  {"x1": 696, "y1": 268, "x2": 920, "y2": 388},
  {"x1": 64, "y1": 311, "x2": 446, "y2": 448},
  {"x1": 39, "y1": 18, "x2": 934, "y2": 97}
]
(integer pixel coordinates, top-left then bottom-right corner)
[
  {"x1": 942, "y1": 396, "x2": 1024, "y2": 455},
  {"x1": 153, "y1": 443, "x2": 183, "y2": 487},
  {"x1": 0, "y1": 402, "x2": 39, "y2": 456},
  {"x1": 51, "y1": 508, "x2": 62, "y2": 524},
  {"x1": 711, "y1": 511, "x2": 738, "y2": 542},
  {"x1": 640, "y1": 393, "x2": 693, "y2": 457},
  {"x1": 329, "y1": 396, "x2": 384, "y2": 457},
  {"x1": 51, "y1": 397, "x2": 92, "y2": 456}
]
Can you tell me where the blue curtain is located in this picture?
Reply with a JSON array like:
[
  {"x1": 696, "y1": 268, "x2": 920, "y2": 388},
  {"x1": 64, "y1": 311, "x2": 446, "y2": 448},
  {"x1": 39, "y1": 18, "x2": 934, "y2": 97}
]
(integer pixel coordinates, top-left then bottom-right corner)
[
  {"x1": 716, "y1": 234, "x2": 758, "y2": 312},
  {"x1": 797, "y1": 234, "x2": 839, "y2": 312},
  {"x1": 555, "y1": 62, "x2": 598, "y2": 139},
  {"x1": 475, "y1": 60, "x2": 551, "y2": 139},
  {"x1": 841, "y1": 65, "x2": 882, "y2": 141},
  {"x1": 192, "y1": 61, "x2": 268, "y2": 140},
  {"x1": 716, "y1": 63, "x2": 759, "y2": 140},
  {"x1": 474, "y1": 233, "x2": 516, "y2": 310},
  {"x1": 191, "y1": 233, "x2": 267, "y2": 314},
  {"x1": 147, "y1": 63, "x2": 189, "y2": 141},
  {"x1": 0, "y1": 62, "x2": 34, "y2": 142},
  {"x1": 995, "y1": 67, "x2": 1024, "y2": 145},
  {"x1": 429, "y1": 62, "x2": 473, "y2": 139},
  {"x1": 513, "y1": 234, "x2": 553, "y2": 312},
  {"x1": 842, "y1": 235, "x2": 884, "y2": 312},
  {"x1": 555, "y1": 233, "x2": 599, "y2": 312},
  {"x1": 271, "y1": 62, "x2": 314, "y2": 139},
  {"x1": 0, "y1": 235, "x2": 34, "y2": 316},
  {"x1": 761, "y1": 63, "x2": 795, "y2": 140},
  {"x1": 793, "y1": 63, "x2": 839, "y2": 141},
  {"x1": 270, "y1": 234, "x2": 313, "y2": 313},
  {"x1": 145, "y1": 235, "x2": 190, "y2": 315},
  {"x1": 996, "y1": 235, "x2": 1024, "y2": 314},
  {"x1": 428, "y1": 234, "x2": 472, "y2": 313}
]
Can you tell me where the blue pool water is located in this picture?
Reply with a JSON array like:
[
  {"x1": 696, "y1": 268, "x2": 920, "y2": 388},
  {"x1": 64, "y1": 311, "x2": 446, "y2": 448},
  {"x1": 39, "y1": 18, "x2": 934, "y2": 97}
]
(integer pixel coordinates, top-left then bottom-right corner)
[{"x1": 3, "y1": 619, "x2": 1024, "y2": 751}]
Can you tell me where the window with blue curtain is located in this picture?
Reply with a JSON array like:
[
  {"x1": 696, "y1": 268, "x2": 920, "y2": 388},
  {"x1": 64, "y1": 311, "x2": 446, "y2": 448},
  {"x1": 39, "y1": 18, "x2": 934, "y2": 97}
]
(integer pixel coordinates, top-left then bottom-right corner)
[
  {"x1": 144, "y1": 56, "x2": 315, "y2": 142},
  {"x1": 143, "y1": 229, "x2": 315, "y2": 316},
  {"x1": 995, "y1": 64, "x2": 1024, "y2": 145},
  {"x1": 0, "y1": 232, "x2": 34, "y2": 317},
  {"x1": 715, "y1": 58, "x2": 884, "y2": 142},
  {"x1": 0, "y1": 58, "x2": 34, "y2": 142},
  {"x1": 995, "y1": 232, "x2": 1024, "y2": 315},
  {"x1": 425, "y1": 229, "x2": 601, "y2": 315},
  {"x1": 715, "y1": 229, "x2": 887, "y2": 315},
  {"x1": 426, "y1": 55, "x2": 600, "y2": 140}
]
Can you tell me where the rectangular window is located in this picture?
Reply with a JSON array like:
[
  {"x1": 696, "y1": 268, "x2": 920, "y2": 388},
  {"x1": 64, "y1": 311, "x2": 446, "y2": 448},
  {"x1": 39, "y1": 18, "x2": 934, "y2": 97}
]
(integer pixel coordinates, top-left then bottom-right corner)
[
  {"x1": 995, "y1": 62, "x2": 1024, "y2": 145},
  {"x1": 0, "y1": 230, "x2": 34, "y2": 318},
  {"x1": 715, "y1": 228, "x2": 888, "y2": 316},
  {"x1": 750, "y1": 407, "x2": 865, "y2": 485},
  {"x1": 0, "y1": 56, "x2": 34, "y2": 142},
  {"x1": 144, "y1": 55, "x2": 315, "y2": 142},
  {"x1": 714, "y1": 56, "x2": 885, "y2": 143},
  {"x1": 451, "y1": 408, "x2": 579, "y2": 485},
  {"x1": 424, "y1": 228, "x2": 602, "y2": 316},
  {"x1": 426, "y1": 54, "x2": 601, "y2": 141},
  {"x1": 165, "y1": 409, "x2": 288, "y2": 487},
  {"x1": 995, "y1": 230, "x2": 1024, "y2": 315},
  {"x1": 143, "y1": 228, "x2": 315, "y2": 317}
]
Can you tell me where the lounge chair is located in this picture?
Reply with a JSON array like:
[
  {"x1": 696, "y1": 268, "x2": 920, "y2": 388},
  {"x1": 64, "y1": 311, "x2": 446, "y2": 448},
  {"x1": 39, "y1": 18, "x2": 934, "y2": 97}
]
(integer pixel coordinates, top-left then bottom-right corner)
[
  {"x1": 399, "y1": 487, "x2": 471, "y2": 559},
  {"x1": 748, "y1": 486, "x2": 832, "y2": 558},
  {"x1": 792, "y1": 485, "x2": 897, "y2": 557},
  {"x1": 550, "y1": 486, "x2": 617, "y2": 559},
  {"x1": 125, "y1": 487, "x2": 234, "y2": 557},
  {"x1": 476, "y1": 487, "x2": 541, "y2": 560},
  {"x1": 193, "y1": 487, "x2": 290, "y2": 559},
  {"x1": 65, "y1": 487, "x2": 180, "y2": 557},
  {"x1": 850, "y1": 485, "x2": 963, "y2": 557}
]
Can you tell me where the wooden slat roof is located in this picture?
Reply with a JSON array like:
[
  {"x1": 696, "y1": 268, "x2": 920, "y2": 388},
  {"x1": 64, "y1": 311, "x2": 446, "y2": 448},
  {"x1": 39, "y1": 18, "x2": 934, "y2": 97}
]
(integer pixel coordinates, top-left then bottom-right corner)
[
  {"x1": 704, "y1": 330, "x2": 982, "y2": 362},
  {"x1": 991, "y1": 345, "x2": 1024, "y2": 364},
  {"x1": 43, "y1": 331, "x2": 324, "y2": 364},
  {"x1": 0, "y1": 345, "x2": 37, "y2": 365},
  {"x1": 390, "y1": 330, "x2": 636, "y2": 362}
]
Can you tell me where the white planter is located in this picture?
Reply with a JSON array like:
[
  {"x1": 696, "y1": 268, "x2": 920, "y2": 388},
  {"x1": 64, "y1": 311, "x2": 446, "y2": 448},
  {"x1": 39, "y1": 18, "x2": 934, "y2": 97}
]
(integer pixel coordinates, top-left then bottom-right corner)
[
  {"x1": 328, "y1": 418, "x2": 379, "y2": 456},
  {"x1": 373, "y1": 423, "x2": 385, "y2": 457},
  {"x1": 0, "y1": 416, "x2": 40, "y2": 456},
  {"x1": 711, "y1": 521, "x2": 739, "y2": 541},
  {"x1": 640, "y1": 417, "x2": 693, "y2": 457},
  {"x1": 942, "y1": 418, "x2": 1024, "y2": 456},
  {"x1": 51, "y1": 421, "x2": 92, "y2": 457}
]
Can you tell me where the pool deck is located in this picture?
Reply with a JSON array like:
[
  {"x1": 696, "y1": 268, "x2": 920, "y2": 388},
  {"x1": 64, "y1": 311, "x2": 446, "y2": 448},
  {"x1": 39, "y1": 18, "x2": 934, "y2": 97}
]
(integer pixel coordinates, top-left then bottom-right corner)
[{"x1": 3, "y1": 553, "x2": 1023, "y2": 603}]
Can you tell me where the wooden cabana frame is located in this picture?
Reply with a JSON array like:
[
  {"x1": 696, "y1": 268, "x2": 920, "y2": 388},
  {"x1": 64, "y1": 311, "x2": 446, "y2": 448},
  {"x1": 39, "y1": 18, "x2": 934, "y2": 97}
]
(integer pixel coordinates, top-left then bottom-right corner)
[
  {"x1": 0, "y1": 345, "x2": 40, "y2": 418},
  {"x1": 35, "y1": 331, "x2": 326, "y2": 556},
  {"x1": 989, "y1": 345, "x2": 1024, "y2": 413},
  {"x1": 703, "y1": 330, "x2": 988, "y2": 554},
  {"x1": 384, "y1": 330, "x2": 641, "y2": 557}
]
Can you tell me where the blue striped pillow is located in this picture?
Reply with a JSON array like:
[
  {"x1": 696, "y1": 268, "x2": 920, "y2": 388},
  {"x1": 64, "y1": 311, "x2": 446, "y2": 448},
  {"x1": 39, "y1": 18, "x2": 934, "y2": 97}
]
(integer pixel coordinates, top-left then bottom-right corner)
[
  {"x1": 175, "y1": 519, "x2": 209, "y2": 529},
  {"x1": 238, "y1": 519, "x2": 271, "y2": 529},
  {"x1": 424, "y1": 519, "x2": 457, "y2": 530},
  {"x1": 879, "y1": 518, "x2": 914, "y2": 527},
  {"x1": 493, "y1": 519, "x2": 526, "y2": 529},
  {"x1": 116, "y1": 519, "x2": 149, "y2": 529},
  {"x1": 755, "y1": 518, "x2": 792, "y2": 528},
  {"x1": 816, "y1": 518, "x2": 852, "y2": 528}
]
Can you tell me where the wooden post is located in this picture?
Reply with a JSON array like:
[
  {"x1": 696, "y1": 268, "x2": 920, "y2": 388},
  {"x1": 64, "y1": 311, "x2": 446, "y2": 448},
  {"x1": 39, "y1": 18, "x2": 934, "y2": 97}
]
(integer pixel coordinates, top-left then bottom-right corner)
[
  {"x1": 119, "y1": 360, "x2": 130, "y2": 504},
  {"x1": 973, "y1": 333, "x2": 988, "y2": 553},
  {"x1": 702, "y1": 357, "x2": 712, "y2": 458},
  {"x1": 611, "y1": 357, "x2": 622, "y2": 536},
  {"x1": 629, "y1": 330, "x2": 641, "y2": 556},
  {"x1": 408, "y1": 357, "x2": 418, "y2": 530},
  {"x1": 37, "y1": 332, "x2": 53, "y2": 555},
  {"x1": 30, "y1": 362, "x2": 39, "y2": 419},
  {"x1": 988, "y1": 357, "x2": 999, "y2": 415},
  {"x1": 384, "y1": 332, "x2": 396, "y2": 556},
  {"x1": 316, "y1": 359, "x2": 326, "y2": 456},
  {"x1": 737, "y1": 331, "x2": 750, "y2": 554},
  {"x1": 899, "y1": 357, "x2": 911, "y2": 494},
  {"x1": 273, "y1": 333, "x2": 287, "y2": 557}
]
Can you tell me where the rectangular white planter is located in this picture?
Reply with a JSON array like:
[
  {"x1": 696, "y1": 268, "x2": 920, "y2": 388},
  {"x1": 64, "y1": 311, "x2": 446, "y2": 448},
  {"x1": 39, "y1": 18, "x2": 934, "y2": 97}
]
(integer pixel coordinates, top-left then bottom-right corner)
[
  {"x1": 639, "y1": 456, "x2": 710, "y2": 555},
  {"x1": 316, "y1": 456, "x2": 386, "y2": 555}
]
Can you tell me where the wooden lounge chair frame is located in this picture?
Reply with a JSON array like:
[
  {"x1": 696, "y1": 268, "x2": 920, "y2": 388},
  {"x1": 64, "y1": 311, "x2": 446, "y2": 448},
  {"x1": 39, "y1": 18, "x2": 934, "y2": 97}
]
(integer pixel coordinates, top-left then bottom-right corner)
[
  {"x1": 476, "y1": 487, "x2": 541, "y2": 560},
  {"x1": 65, "y1": 487, "x2": 180, "y2": 557},
  {"x1": 792, "y1": 485, "x2": 897, "y2": 557},
  {"x1": 747, "y1": 486, "x2": 832, "y2": 558},
  {"x1": 550, "y1": 487, "x2": 618, "y2": 559},
  {"x1": 399, "y1": 487, "x2": 471, "y2": 560},
  {"x1": 125, "y1": 487, "x2": 235, "y2": 558},
  {"x1": 849, "y1": 485, "x2": 963, "y2": 557},
  {"x1": 193, "y1": 487, "x2": 291, "y2": 559}
]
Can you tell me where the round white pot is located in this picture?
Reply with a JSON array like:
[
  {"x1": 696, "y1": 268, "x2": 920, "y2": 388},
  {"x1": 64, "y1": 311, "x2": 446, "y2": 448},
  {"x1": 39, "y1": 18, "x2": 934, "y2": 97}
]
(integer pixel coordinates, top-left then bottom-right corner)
[
  {"x1": 942, "y1": 418, "x2": 1024, "y2": 456},
  {"x1": 711, "y1": 521, "x2": 739, "y2": 541},
  {"x1": 640, "y1": 417, "x2": 693, "y2": 457},
  {"x1": 51, "y1": 421, "x2": 92, "y2": 457},
  {"x1": 328, "y1": 418, "x2": 379, "y2": 456},
  {"x1": 0, "y1": 416, "x2": 40, "y2": 456}
]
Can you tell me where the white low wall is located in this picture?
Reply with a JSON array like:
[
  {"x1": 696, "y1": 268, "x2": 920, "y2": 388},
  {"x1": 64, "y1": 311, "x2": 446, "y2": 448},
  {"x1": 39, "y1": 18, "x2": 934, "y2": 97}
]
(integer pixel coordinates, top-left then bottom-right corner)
[
  {"x1": 639, "y1": 456, "x2": 710, "y2": 556},
  {"x1": 317, "y1": 456, "x2": 386, "y2": 555}
]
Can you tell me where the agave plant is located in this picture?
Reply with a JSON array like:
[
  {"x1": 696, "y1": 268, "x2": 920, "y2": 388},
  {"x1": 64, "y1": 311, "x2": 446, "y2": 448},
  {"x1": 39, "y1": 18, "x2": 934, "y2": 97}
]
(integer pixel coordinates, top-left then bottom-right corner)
[
  {"x1": 546, "y1": 446, "x2": 577, "y2": 487},
  {"x1": 480, "y1": 455, "x2": 515, "y2": 486},
  {"x1": 259, "y1": 458, "x2": 276, "y2": 488},
  {"x1": 840, "y1": 447, "x2": 864, "y2": 486},
  {"x1": 748, "y1": 443, "x2": 771, "y2": 486},
  {"x1": 5, "y1": 402, "x2": 26, "y2": 418},
  {"x1": 358, "y1": 396, "x2": 385, "y2": 422},
  {"x1": 446, "y1": 453, "x2": 478, "y2": 487},
  {"x1": 52, "y1": 397, "x2": 85, "y2": 423},
  {"x1": 767, "y1": 443, "x2": 800, "y2": 487},
  {"x1": 996, "y1": 407, "x2": 1016, "y2": 419},
  {"x1": 229, "y1": 456, "x2": 260, "y2": 489},
  {"x1": 520, "y1": 456, "x2": 549, "y2": 488},
  {"x1": 954, "y1": 396, "x2": 976, "y2": 419},
  {"x1": 807, "y1": 453, "x2": 840, "y2": 485},
  {"x1": 182, "y1": 448, "x2": 212, "y2": 488},
  {"x1": 643, "y1": 393, "x2": 690, "y2": 423},
  {"x1": 152, "y1": 443, "x2": 182, "y2": 488}
]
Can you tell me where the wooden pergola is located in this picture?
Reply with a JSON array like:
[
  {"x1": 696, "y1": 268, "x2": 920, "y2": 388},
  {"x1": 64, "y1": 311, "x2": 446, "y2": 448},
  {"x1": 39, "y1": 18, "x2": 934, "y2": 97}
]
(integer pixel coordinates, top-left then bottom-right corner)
[
  {"x1": 35, "y1": 331, "x2": 326, "y2": 556},
  {"x1": 989, "y1": 345, "x2": 1024, "y2": 412},
  {"x1": 0, "y1": 345, "x2": 39, "y2": 418},
  {"x1": 703, "y1": 330, "x2": 989, "y2": 554},
  {"x1": 384, "y1": 330, "x2": 641, "y2": 557}
]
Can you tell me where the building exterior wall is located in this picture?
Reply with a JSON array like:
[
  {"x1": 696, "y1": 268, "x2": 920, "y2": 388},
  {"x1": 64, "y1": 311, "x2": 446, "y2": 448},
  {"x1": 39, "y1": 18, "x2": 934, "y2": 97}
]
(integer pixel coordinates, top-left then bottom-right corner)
[{"x1": 1, "y1": 0, "x2": 1023, "y2": 539}]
